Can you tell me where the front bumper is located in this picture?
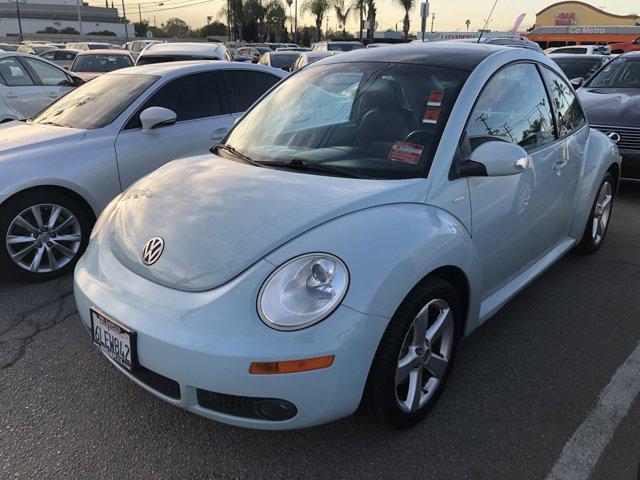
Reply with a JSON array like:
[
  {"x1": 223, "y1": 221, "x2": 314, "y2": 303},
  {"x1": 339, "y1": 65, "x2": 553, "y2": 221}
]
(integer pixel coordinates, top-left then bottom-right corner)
[
  {"x1": 620, "y1": 152, "x2": 640, "y2": 180},
  {"x1": 73, "y1": 234, "x2": 389, "y2": 430}
]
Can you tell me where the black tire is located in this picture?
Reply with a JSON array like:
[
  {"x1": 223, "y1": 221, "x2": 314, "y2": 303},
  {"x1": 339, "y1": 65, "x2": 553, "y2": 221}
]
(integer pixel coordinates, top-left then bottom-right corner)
[
  {"x1": 0, "y1": 190, "x2": 93, "y2": 282},
  {"x1": 575, "y1": 172, "x2": 615, "y2": 255},
  {"x1": 363, "y1": 276, "x2": 462, "y2": 429}
]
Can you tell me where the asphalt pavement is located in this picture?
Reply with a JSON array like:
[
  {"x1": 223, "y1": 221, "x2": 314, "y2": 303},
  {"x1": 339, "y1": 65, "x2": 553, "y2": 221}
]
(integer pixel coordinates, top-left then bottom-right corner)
[{"x1": 1, "y1": 183, "x2": 639, "y2": 480}]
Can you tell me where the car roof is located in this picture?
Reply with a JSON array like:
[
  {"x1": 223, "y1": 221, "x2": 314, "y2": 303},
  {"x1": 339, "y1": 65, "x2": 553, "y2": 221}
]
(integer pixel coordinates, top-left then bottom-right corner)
[
  {"x1": 76, "y1": 49, "x2": 131, "y2": 55},
  {"x1": 108, "y1": 60, "x2": 286, "y2": 78},
  {"x1": 549, "y1": 53, "x2": 610, "y2": 60},
  {"x1": 318, "y1": 42, "x2": 504, "y2": 71},
  {"x1": 141, "y1": 42, "x2": 225, "y2": 56}
]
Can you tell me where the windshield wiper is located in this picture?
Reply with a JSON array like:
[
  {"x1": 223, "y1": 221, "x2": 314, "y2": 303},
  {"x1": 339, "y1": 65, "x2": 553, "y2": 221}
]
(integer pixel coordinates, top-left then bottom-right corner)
[
  {"x1": 259, "y1": 159, "x2": 370, "y2": 179},
  {"x1": 215, "y1": 144, "x2": 263, "y2": 167}
]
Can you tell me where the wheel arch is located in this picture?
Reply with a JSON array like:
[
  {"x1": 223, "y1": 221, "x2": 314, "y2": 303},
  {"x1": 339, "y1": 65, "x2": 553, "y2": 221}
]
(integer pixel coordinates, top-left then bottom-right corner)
[{"x1": 0, "y1": 185, "x2": 97, "y2": 223}]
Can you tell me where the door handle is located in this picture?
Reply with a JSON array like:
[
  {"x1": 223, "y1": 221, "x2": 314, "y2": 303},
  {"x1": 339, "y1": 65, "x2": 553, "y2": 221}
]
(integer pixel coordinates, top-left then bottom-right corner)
[{"x1": 553, "y1": 160, "x2": 567, "y2": 174}]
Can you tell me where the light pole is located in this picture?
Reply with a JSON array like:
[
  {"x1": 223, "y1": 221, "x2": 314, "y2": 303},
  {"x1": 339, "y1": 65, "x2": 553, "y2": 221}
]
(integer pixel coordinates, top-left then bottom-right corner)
[
  {"x1": 76, "y1": 0, "x2": 84, "y2": 34},
  {"x1": 294, "y1": 0, "x2": 298, "y2": 44},
  {"x1": 285, "y1": 0, "x2": 292, "y2": 41},
  {"x1": 9, "y1": 0, "x2": 25, "y2": 43},
  {"x1": 121, "y1": 0, "x2": 129, "y2": 40},
  {"x1": 465, "y1": 19, "x2": 470, "y2": 30}
]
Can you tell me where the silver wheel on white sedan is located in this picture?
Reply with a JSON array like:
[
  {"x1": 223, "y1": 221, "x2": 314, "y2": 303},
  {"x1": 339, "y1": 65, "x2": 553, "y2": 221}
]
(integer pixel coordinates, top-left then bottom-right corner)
[
  {"x1": 6, "y1": 203, "x2": 82, "y2": 273},
  {"x1": 395, "y1": 298, "x2": 455, "y2": 413}
]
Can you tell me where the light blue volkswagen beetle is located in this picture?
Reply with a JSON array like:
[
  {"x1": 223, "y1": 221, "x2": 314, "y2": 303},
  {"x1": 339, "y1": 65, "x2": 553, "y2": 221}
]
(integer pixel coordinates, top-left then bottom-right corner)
[{"x1": 74, "y1": 43, "x2": 620, "y2": 430}]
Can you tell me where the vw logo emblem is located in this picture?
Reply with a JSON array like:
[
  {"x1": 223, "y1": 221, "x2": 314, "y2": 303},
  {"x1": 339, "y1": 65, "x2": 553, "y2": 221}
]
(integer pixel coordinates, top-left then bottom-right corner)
[
  {"x1": 607, "y1": 132, "x2": 621, "y2": 144},
  {"x1": 142, "y1": 237, "x2": 164, "y2": 266}
]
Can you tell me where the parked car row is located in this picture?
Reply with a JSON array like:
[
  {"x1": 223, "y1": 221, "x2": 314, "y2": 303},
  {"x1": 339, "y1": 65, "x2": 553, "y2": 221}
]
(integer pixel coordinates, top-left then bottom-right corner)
[{"x1": 0, "y1": 41, "x2": 631, "y2": 433}]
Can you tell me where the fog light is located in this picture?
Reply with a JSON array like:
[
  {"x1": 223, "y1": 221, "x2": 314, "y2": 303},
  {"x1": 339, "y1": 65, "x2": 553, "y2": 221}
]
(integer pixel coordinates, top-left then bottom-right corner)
[
  {"x1": 249, "y1": 355, "x2": 334, "y2": 374},
  {"x1": 254, "y1": 399, "x2": 297, "y2": 421}
]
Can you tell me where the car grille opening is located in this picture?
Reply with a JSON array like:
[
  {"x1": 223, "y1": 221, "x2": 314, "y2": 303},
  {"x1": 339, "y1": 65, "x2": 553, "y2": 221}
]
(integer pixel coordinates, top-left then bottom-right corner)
[
  {"x1": 196, "y1": 389, "x2": 297, "y2": 421},
  {"x1": 132, "y1": 366, "x2": 181, "y2": 400},
  {"x1": 592, "y1": 125, "x2": 640, "y2": 153}
]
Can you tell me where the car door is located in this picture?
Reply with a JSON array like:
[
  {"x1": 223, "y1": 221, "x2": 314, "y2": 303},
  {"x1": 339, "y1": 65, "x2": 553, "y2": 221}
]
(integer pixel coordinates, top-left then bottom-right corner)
[
  {"x1": 0, "y1": 56, "x2": 48, "y2": 118},
  {"x1": 540, "y1": 66, "x2": 586, "y2": 230},
  {"x1": 20, "y1": 56, "x2": 75, "y2": 103},
  {"x1": 114, "y1": 70, "x2": 232, "y2": 189},
  {"x1": 222, "y1": 69, "x2": 281, "y2": 123},
  {"x1": 465, "y1": 62, "x2": 567, "y2": 298}
]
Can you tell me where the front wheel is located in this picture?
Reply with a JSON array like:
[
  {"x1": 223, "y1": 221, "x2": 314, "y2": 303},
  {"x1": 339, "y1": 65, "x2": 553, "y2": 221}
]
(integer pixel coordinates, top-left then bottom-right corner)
[
  {"x1": 575, "y1": 173, "x2": 615, "y2": 254},
  {"x1": 364, "y1": 277, "x2": 461, "y2": 429},
  {"x1": 0, "y1": 191, "x2": 92, "y2": 281}
]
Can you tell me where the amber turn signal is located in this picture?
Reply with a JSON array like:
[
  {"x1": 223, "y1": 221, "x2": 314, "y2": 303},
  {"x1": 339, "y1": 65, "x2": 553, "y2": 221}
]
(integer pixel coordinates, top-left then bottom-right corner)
[{"x1": 249, "y1": 355, "x2": 334, "y2": 374}]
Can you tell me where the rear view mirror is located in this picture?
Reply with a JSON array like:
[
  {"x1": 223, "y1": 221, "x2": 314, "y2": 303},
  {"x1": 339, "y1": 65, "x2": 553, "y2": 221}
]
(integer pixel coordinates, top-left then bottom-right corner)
[
  {"x1": 570, "y1": 77, "x2": 584, "y2": 89},
  {"x1": 140, "y1": 106, "x2": 177, "y2": 134},
  {"x1": 463, "y1": 141, "x2": 529, "y2": 177}
]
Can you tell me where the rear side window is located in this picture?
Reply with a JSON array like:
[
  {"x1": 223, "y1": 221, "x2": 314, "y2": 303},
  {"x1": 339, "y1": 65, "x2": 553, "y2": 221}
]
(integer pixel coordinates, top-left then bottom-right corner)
[
  {"x1": 225, "y1": 70, "x2": 280, "y2": 112},
  {"x1": 125, "y1": 71, "x2": 223, "y2": 129},
  {"x1": 55, "y1": 51, "x2": 77, "y2": 61},
  {"x1": 23, "y1": 57, "x2": 70, "y2": 86},
  {"x1": 466, "y1": 63, "x2": 556, "y2": 153},
  {"x1": 541, "y1": 67, "x2": 586, "y2": 137},
  {"x1": 0, "y1": 57, "x2": 34, "y2": 86}
]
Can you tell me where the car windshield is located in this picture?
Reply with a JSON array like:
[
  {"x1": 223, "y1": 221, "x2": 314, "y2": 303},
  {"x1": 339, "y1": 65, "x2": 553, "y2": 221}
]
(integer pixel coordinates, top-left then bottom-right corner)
[
  {"x1": 88, "y1": 44, "x2": 112, "y2": 50},
  {"x1": 220, "y1": 62, "x2": 468, "y2": 179},
  {"x1": 554, "y1": 58, "x2": 606, "y2": 80},
  {"x1": 588, "y1": 56, "x2": 640, "y2": 88},
  {"x1": 269, "y1": 53, "x2": 298, "y2": 68},
  {"x1": 72, "y1": 53, "x2": 133, "y2": 72},
  {"x1": 328, "y1": 43, "x2": 363, "y2": 52},
  {"x1": 31, "y1": 74, "x2": 157, "y2": 129}
]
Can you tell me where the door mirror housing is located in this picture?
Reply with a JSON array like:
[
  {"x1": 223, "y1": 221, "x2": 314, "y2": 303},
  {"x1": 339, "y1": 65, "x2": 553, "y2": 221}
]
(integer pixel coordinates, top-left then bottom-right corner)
[
  {"x1": 70, "y1": 75, "x2": 84, "y2": 86},
  {"x1": 140, "y1": 106, "x2": 177, "y2": 134},
  {"x1": 464, "y1": 141, "x2": 530, "y2": 177},
  {"x1": 569, "y1": 77, "x2": 584, "y2": 89}
]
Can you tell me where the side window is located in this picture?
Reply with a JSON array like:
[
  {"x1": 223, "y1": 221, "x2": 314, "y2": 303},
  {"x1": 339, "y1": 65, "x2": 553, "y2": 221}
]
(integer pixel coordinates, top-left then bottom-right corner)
[
  {"x1": 0, "y1": 57, "x2": 34, "y2": 86},
  {"x1": 124, "y1": 72, "x2": 222, "y2": 130},
  {"x1": 22, "y1": 58, "x2": 70, "y2": 86},
  {"x1": 466, "y1": 63, "x2": 556, "y2": 153},
  {"x1": 225, "y1": 70, "x2": 280, "y2": 112},
  {"x1": 541, "y1": 67, "x2": 586, "y2": 137}
]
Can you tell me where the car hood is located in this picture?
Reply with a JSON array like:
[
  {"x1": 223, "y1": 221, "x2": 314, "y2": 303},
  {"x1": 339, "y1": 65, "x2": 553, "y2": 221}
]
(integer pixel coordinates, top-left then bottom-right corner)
[
  {"x1": 109, "y1": 154, "x2": 427, "y2": 292},
  {"x1": 0, "y1": 121, "x2": 85, "y2": 157},
  {"x1": 578, "y1": 88, "x2": 640, "y2": 127}
]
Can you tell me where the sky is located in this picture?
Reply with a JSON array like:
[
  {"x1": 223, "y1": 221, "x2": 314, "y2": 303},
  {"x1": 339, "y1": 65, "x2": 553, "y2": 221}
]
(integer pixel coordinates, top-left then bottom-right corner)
[{"x1": 89, "y1": 0, "x2": 637, "y2": 35}]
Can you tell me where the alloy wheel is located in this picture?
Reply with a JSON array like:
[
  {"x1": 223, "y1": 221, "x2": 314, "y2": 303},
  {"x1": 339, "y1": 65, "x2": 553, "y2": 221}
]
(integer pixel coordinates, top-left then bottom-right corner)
[
  {"x1": 5, "y1": 203, "x2": 82, "y2": 273},
  {"x1": 592, "y1": 181, "x2": 612, "y2": 246},
  {"x1": 394, "y1": 298, "x2": 455, "y2": 413}
]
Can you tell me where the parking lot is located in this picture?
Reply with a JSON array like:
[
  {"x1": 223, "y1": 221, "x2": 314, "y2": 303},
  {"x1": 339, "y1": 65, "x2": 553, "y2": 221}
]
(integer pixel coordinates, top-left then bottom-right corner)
[{"x1": 0, "y1": 183, "x2": 637, "y2": 479}]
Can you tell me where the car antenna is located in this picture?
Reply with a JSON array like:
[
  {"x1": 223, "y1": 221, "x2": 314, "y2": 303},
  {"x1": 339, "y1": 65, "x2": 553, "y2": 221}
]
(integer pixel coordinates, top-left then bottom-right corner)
[{"x1": 477, "y1": 0, "x2": 498, "y2": 43}]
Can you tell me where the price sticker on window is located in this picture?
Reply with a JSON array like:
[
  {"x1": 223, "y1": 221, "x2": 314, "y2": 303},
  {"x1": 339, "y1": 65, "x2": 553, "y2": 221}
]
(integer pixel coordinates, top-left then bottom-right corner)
[
  {"x1": 388, "y1": 141, "x2": 424, "y2": 165},
  {"x1": 423, "y1": 107, "x2": 441, "y2": 124},
  {"x1": 427, "y1": 91, "x2": 444, "y2": 107}
]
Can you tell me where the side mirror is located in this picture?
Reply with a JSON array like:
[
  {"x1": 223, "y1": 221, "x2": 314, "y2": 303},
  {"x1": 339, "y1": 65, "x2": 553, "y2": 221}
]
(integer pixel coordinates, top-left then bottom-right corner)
[
  {"x1": 140, "y1": 106, "x2": 177, "y2": 134},
  {"x1": 463, "y1": 141, "x2": 529, "y2": 177},
  {"x1": 70, "y1": 75, "x2": 84, "y2": 87},
  {"x1": 63, "y1": 65, "x2": 69, "y2": 70},
  {"x1": 570, "y1": 77, "x2": 584, "y2": 89}
]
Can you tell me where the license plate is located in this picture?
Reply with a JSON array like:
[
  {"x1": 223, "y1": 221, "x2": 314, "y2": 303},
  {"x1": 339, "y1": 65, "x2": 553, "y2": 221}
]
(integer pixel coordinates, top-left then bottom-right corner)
[{"x1": 90, "y1": 308, "x2": 137, "y2": 371}]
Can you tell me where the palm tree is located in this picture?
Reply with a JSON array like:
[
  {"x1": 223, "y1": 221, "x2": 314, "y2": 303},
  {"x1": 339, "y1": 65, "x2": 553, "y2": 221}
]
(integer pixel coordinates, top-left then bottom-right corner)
[
  {"x1": 350, "y1": 0, "x2": 365, "y2": 41},
  {"x1": 394, "y1": 0, "x2": 414, "y2": 41},
  {"x1": 301, "y1": 0, "x2": 330, "y2": 42},
  {"x1": 333, "y1": 0, "x2": 351, "y2": 39},
  {"x1": 364, "y1": 0, "x2": 376, "y2": 42}
]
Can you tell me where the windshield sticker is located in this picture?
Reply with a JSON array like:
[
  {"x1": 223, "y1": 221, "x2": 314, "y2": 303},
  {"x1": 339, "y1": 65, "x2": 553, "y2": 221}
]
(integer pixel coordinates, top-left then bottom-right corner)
[
  {"x1": 423, "y1": 107, "x2": 441, "y2": 124},
  {"x1": 388, "y1": 141, "x2": 424, "y2": 165},
  {"x1": 427, "y1": 91, "x2": 444, "y2": 107}
]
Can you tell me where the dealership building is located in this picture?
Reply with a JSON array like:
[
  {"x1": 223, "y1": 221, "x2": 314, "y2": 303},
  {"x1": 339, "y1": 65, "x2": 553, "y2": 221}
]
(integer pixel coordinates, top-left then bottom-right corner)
[
  {"x1": 526, "y1": 1, "x2": 640, "y2": 48},
  {"x1": 0, "y1": 0, "x2": 130, "y2": 38}
]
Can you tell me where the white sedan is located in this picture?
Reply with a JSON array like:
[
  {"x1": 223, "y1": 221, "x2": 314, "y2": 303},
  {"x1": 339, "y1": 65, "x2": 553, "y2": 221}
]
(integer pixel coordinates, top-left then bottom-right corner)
[
  {"x1": 0, "y1": 61, "x2": 286, "y2": 281},
  {"x1": 0, "y1": 51, "x2": 83, "y2": 121}
]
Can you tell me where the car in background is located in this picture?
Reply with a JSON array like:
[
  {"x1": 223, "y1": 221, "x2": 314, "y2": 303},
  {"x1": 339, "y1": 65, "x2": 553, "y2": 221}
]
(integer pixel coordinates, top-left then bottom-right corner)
[
  {"x1": 608, "y1": 37, "x2": 640, "y2": 54},
  {"x1": 549, "y1": 53, "x2": 611, "y2": 85},
  {"x1": 69, "y1": 50, "x2": 134, "y2": 81},
  {"x1": 482, "y1": 36, "x2": 544, "y2": 53},
  {"x1": 0, "y1": 52, "x2": 83, "y2": 121},
  {"x1": 546, "y1": 45, "x2": 611, "y2": 55},
  {"x1": 0, "y1": 61, "x2": 286, "y2": 280},
  {"x1": 237, "y1": 46, "x2": 272, "y2": 63},
  {"x1": 135, "y1": 42, "x2": 232, "y2": 65},
  {"x1": 227, "y1": 47, "x2": 253, "y2": 63},
  {"x1": 39, "y1": 49, "x2": 79, "y2": 69},
  {"x1": 0, "y1": 43, "x2": 19, "y2": 52},
  {"x1": 290, "y1": 50, "x2": 337, "y2": 71},
  {"x1": 17, "y1": 44, "x2": 58, "y2": 56},
  {"x1": 578, "y1": 52, "x2": 640, "y2": 180},
  {"x1": 123, "y1": 40, "x2": 162, "y2": 59},
  {"x1": 366, "y1": 43, "x2": 392, "y2": 48},
  {"x1": 275, "y1": 47, "x2": 309, "y2": 52},
  {"x1": 258, "y1": 51, "x2": 299, "y2": 71},
  {"x1": 311, "y1": 41, "x2": 364, "y2": 52},
  {"x1": 66, "y1": 42, "x2": 116, "y2": 51},
  {"x1": 73, "y1": 43, "x2": 619, "y2": 431}
]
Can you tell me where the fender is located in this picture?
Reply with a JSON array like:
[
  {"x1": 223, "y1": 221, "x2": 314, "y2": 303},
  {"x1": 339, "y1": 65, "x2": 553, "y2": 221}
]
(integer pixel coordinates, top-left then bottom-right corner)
[
  {"x1": 265, "y1": 203, "x2": 483, "y2": 337},
  {"x1": 569, "y1": 128, "x2": 621, "y2": 240}
]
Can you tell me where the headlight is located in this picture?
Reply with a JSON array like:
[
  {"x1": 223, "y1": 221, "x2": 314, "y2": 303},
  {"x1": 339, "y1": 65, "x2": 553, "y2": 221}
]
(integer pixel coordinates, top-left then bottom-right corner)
[
  {"x1": 258, "y1": 253, "x2": 349, "y2": 331},
  {"x1": 90, "y1": 193, "x2": 123, "y2": 240}
]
